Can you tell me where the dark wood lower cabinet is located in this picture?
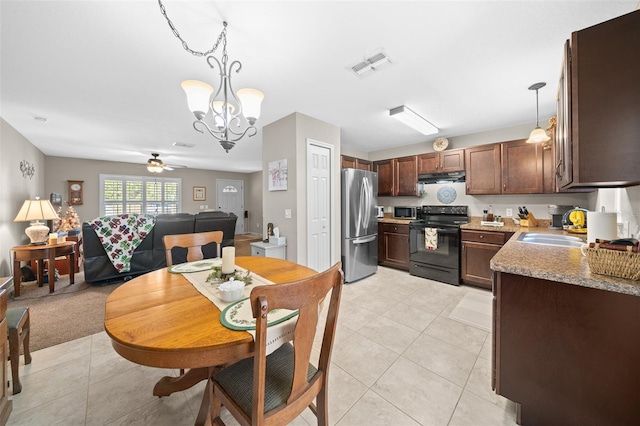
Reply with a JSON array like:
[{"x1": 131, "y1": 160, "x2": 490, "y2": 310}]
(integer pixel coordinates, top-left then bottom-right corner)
[
  {"x1": 493, "y1": 272, "x2": 640, "y2": 426},
  {"x1": 0, "y1": 289, "x2": 11, "y2": 424},
  {"x1": 378, "y1": 223, "x2": 409, "y2": 271},
  {"x1": 461, "y1": 230, "x2": 512, "y2": 289}
]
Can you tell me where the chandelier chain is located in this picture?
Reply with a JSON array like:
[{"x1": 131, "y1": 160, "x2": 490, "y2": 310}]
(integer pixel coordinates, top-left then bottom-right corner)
[{"x1": 158, "y1": 0, "x2": 227, "y2": 58}]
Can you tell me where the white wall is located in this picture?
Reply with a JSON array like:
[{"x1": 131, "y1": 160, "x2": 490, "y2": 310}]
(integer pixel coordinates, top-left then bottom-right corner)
[
  {"x1": 44, "y1": 156, "x2": 256, "y2": 223},
  {"x1": 245, "y1": 170, "x2": 263, "y2": 235},
  {"x1": 262, "y1": 112, "x2": 340, "y2": 265},
  {"x1": 0, "y1": 118, "x2": 47, "y2": 276}
]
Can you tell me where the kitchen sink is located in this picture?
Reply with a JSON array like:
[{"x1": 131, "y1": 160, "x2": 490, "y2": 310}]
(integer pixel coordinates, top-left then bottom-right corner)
[{"x1": 516, "y1": 232, "x2": 585, "y2": 248}]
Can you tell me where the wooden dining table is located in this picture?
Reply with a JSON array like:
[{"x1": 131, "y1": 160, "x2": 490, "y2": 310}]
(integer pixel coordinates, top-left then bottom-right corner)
[{"x1": 104, "y1": 256, "x2": 317, "y2": 421}]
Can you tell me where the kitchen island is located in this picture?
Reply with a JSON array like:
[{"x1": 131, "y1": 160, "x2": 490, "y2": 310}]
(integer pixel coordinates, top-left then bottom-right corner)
[{"x1": 490, "y1": 228, "x2": 639, "y2": 425}]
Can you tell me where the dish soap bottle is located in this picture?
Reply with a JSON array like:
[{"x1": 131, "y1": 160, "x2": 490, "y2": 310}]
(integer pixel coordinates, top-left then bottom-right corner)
[{"x1": 483, "y1": 210, "x2": 488, "y2": 221}]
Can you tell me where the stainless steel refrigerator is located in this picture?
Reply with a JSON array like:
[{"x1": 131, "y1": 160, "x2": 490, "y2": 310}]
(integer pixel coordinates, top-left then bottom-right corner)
[{"x1": 341, "y1": 168, "x2": 378, "y2": 283}]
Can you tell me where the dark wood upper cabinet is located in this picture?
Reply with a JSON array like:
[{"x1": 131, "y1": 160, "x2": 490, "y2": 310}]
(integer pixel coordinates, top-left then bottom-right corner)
[
  {"x1": 374, "y1": 159, "x2": 395, "y2": 196},
  {"x1": 341, "y1": 155, "x2": 372, "y2": 171},
  {"x1": 355, "y1": 158, "x2": 372, "y2": 171},
  {"x1": 559, "y1": 10, "x2": 640, "y2": 188},
  {"x1": 341, "y1": 155, "x2": 357, "y2": 169},
  {"x1": 501, "y1": 139, "x2": 543, "y2": 194},
  {"x1": 394, "y1": 155, "x2": 419, "y2": 196},
  {"x1": 418, "y1": 149, "x2": 464, "y2": 174},
  {"x1": 465, "y1": 144, "x2": 501, "y2": 195}
]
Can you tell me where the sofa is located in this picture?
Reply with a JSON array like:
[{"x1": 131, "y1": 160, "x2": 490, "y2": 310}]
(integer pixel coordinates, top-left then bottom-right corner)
[{"x1": 82, "y1": 211, "x2": 237, "y2": 284}]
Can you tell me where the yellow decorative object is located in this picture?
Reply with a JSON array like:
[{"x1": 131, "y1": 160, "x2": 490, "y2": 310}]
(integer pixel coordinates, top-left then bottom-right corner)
[{"x1": 569, "y1": 210, "x2": 585, "y2": 228}]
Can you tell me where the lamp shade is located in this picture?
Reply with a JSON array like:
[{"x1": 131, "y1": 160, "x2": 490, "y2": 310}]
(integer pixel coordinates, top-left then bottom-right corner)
[
  {"x1": 237, "y1": 88, "x2": 264, "y2": 123},
  {"x1": 526, "y1": 127, "x2": 551, "y2": 144},
  {"x1": 389, "y1": 105, "x2": 439, "y2": 136},
  {"x1": 14, "y1": 198, "x2": 59, "y2": 222},
  {"x1": 181, "y1": 80, "x2": 213, "y2": 116}
]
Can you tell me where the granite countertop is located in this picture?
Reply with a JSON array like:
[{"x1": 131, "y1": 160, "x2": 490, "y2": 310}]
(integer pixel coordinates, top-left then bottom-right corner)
[
  {"x1": 377, "y1": 217, "x2": 413, "y2": 225},
  {"x1": 490, "y1": 227, "x2": 640, "y2": 297},
  {"x1": 461, "y1": 217, "x2": 521, "y2": 233}
]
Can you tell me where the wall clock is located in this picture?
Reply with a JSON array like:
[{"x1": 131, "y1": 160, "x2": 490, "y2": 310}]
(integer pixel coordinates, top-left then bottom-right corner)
[
  {"x1": 68, "y1": 180, "x2": 84, "y2": 205},
  {"x1": 433, "y1": 137, "x2": 449, "y2": 152}
]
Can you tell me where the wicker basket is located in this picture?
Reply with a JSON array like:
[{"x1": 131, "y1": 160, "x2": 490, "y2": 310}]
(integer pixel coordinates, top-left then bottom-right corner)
[{"x1": 585, "y1": 247, "x2": 640, "y2": 280}]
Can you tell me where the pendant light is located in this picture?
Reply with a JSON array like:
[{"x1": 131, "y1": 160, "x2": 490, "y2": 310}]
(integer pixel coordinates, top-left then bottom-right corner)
[{"x1": 526, "y1": 82, "x2": 551, "y2": 144}]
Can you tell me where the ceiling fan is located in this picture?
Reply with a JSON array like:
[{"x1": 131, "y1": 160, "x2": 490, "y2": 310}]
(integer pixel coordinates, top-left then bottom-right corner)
[{"x1": 146, "y1": 153, "x2": 186, "y2": 173}]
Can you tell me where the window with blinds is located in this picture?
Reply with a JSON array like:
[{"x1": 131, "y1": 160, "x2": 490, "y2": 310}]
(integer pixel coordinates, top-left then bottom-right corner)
[{"x1": 100, "y1": 174, "x2": 181, "y2": 216}]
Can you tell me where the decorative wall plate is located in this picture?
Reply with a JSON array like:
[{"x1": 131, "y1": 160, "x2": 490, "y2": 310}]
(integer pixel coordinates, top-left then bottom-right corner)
[
  {"x1": 433, "y1": 137, "x2": 449, "y2": 152},
  {"x1": 437, "y1": 186, "x2": 457, "y2": 204}
]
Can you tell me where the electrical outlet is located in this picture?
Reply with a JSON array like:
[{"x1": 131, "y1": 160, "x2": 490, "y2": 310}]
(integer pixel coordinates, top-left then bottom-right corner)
[{"x1": 506, "y1": 208, "x2": 513, "y2": 217}]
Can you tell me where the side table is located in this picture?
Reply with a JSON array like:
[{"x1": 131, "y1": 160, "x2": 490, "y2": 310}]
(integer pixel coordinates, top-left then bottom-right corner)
[
  {"x1": 11, "y1": 241, "x2": 77, "y2": 297},
  {"x1": 250, "y1": 241, "x2": 287, "y2": 260}
]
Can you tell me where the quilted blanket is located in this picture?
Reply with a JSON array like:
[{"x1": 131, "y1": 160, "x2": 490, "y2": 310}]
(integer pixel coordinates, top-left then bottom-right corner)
[{"x1": 89, "y1": 214, "x2": 155, "y2": 273}]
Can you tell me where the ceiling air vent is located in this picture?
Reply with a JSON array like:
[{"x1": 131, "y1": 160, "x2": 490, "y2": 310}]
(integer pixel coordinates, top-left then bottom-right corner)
[
  {"x1": 347, "y1": 48, "x2": 393, "y2": 79},
  {"x1": 173, "y1": 141, "x2": 195, "y2": 148}
]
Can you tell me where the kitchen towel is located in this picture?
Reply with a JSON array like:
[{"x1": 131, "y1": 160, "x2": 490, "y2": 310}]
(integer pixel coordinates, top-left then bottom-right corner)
[
  {"x1": 587, "y1": 211, "x2": 618, "y2": 243},
  {"x1": 425, "y1": 228, "x2": 438, "y2": 250}
]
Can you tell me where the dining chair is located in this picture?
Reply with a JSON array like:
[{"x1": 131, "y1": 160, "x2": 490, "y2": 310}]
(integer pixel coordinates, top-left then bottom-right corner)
[
  {"x1": 206, "y1": 262, "x2": 343, "y2": 426},
  {"x1": 163, "y1": 231, "x2": 224, "y2": 267}
]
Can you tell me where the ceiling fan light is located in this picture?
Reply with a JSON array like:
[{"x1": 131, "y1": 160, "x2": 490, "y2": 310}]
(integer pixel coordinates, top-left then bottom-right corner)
[
  {"x1": 389, "y1": 105, "x2": 439, "y2": 136},
  {"x1": 147, "y1": 162, "x2": 164, "y2": 173},
  {"x1": 237, "y1": 88, "x2": 264, "y2": 124},
  {"x1": 526, "y1": 127, "x2": 551, "y2": 144},
  {"x1": 181, "y1": 80, "x2": 213, "y2": 117}
]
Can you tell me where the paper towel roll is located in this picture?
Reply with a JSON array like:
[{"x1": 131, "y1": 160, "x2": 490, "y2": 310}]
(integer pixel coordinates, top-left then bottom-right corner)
[{"x1": 587, "y1": 211, "x2": 618, "y2": 243}]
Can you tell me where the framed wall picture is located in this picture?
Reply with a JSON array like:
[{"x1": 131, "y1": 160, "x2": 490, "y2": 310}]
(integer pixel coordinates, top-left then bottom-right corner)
[
  {"x1": 193, "y1": 186, "x2": 206, "y2": 201},
  {"x1": 268, "y1": 159, "x2": 288, "y2": 191}
]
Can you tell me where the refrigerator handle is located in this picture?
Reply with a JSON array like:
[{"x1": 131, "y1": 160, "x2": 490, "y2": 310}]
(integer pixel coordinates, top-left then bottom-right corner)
[
  {"x1": 362, "y1": 177, "x2": 371, "y2": 228},
  {"x1": 353, "y1": 235, "x2": 376, "y2": 244}
]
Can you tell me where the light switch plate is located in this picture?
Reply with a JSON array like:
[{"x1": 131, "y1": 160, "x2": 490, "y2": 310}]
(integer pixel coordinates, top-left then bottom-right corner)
[
  {"x1": 285, "y1": 209, "x2": 292, "y2": 219},
  {"x1": 506, "y1": 208, "x2": 513, "y2": 217}
]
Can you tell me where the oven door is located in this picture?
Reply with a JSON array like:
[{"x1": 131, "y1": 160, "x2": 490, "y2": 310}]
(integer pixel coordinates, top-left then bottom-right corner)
[{"x1": 409, "y1": 223, "x2": 460, "y2": 269}]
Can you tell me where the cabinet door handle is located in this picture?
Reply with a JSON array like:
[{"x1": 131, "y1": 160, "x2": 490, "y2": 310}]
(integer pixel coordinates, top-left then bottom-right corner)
[
  {"x1": 503, "y1": 183, "x2": 506, "y2": 190},
  {"x1": 480, "y1": 235, "x2": 484, "y2": 239}
]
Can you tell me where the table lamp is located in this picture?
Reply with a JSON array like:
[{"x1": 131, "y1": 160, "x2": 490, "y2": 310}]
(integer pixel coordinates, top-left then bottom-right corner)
[{"x1": 13, "y1": 197, "x2": 60, "y2": 245}]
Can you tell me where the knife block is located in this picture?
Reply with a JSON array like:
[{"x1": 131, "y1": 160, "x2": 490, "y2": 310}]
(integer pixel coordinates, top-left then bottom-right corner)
[{"x1": 520, "y1": 213, "x2": 538, "y2": 227}]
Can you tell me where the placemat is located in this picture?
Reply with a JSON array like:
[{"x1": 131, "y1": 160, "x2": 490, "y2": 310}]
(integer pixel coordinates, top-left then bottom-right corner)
[{"x1": 168, "y1": 258, "x2": 222, "y2": 274}]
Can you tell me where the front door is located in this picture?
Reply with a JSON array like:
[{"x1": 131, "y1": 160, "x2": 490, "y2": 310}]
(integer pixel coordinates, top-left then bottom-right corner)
[{"x1": 216, "y1": 179, "x2": 244, "y2": 234}]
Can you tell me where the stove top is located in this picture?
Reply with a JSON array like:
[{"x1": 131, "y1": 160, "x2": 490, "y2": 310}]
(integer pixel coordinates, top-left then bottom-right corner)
[{"x1": 416, "y1": 205, "x2": 469, "y2": 226}]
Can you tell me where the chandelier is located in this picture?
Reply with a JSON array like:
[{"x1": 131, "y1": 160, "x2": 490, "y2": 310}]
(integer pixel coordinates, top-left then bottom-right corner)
[{"x1": 159, "y1": 2, "x2": 264, "y2": 153}]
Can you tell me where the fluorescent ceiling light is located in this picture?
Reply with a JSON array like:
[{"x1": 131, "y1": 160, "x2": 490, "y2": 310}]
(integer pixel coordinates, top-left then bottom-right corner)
[{"x1": 389, "y1": 105, "x2": 439, "y2": 135}]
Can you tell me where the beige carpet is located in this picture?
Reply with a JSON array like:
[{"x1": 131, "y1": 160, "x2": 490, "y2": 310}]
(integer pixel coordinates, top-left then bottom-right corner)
[
  {"x1": 7, "y1": 271, "x2": 122, "y2": 352},
  {"x1": 448, "y1": 291, "x2": 493, "y2": 332}
]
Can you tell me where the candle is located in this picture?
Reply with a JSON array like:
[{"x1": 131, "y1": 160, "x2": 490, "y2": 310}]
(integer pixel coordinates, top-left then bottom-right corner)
[
  {"x1": 49, "y1": 233, "x2": 58, "y2": 245},
  {"x1": 221, "y1": 246, "x2": 235, "y2": 274}
]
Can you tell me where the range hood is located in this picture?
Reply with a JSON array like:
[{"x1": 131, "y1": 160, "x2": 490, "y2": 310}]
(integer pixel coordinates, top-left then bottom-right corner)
[{"x1": 418, "y1": 170, "x2": 466, "y2": 184}]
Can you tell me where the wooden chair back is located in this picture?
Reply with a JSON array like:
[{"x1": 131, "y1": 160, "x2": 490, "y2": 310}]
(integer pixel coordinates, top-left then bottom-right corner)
[
  {"x1": 211, "y1": 262, "x2": 343, "y2": 425},
  {"x1": 162, "y1": 231, "x2": 223, "y2": 267}
]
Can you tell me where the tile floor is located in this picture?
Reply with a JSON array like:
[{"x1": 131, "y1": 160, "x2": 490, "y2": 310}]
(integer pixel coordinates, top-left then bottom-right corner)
[{"x1": 7, "y1": 266, "x2": 518, "y2": 425}]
